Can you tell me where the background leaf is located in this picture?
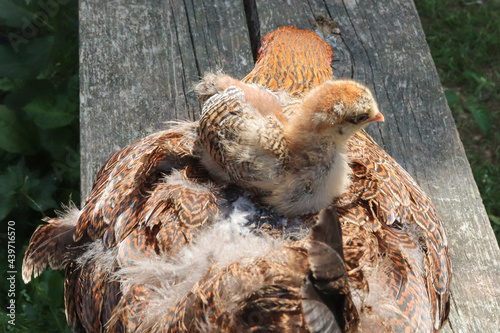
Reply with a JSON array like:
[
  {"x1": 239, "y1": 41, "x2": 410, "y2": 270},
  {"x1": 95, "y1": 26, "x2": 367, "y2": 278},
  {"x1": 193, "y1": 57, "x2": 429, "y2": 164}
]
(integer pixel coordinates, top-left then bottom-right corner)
[
  {"x1": 0, "y1": 105, "x2": 36, "y2": 154},
  {"x1": 470, "y1": 107, "x2": 492, "y2": 137},
  {"x1": 0, "y1": 36, "x2": 56, "y2": 79},
  {"x1": 444, "y1": 89, "x2": 459, "y2": 107},
  {"x1": 24, "y1": 95, "x2": 76, "y2": 129},
  {"x1": 0, "y1": 78, "x2": 23, "y2": 92},
  {"x1": 0, "y1": 0, "x2": 37, "y2": 28}
]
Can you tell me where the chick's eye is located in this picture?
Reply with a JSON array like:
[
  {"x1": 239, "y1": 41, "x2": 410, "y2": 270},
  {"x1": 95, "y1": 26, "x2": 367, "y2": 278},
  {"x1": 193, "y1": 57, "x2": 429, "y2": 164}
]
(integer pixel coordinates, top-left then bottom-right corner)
[{"x1": 347, "y1": 113, "x2": 369, "y2": 124}]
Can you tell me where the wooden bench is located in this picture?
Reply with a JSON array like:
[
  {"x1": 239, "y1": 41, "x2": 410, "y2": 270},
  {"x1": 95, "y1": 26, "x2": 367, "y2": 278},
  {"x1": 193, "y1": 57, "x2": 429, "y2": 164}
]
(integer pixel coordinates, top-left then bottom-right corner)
[{"x1": 80, "y1": 0, "x2": 500, "y2": 331}]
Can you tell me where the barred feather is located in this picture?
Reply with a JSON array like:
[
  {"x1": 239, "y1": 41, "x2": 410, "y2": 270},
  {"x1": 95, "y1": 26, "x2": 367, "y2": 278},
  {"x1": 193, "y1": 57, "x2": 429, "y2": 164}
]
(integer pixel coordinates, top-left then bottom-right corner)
[{"x1": 22, "y1": 203, "x2": 81, "y2": 283}]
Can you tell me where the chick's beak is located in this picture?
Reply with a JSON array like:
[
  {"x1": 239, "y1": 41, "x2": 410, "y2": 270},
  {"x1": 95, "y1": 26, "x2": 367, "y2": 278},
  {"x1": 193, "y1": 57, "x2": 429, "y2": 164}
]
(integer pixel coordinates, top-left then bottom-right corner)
[{"x1": 368, "y1": 112, "x2": 384, "y2": 123}]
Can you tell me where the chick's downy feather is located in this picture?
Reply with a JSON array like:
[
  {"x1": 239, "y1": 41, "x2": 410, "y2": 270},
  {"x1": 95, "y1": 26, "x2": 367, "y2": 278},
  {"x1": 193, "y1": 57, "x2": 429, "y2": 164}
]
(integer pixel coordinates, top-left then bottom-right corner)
[{"x1": 197, "y1": 75, "x2": 383, "y2": 216}]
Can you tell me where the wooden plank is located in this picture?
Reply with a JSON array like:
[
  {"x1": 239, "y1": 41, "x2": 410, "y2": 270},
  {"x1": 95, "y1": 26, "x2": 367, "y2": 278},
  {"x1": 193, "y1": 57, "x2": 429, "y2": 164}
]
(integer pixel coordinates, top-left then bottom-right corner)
[
  {"x1": 254, "y1": 0, "x2": 500, "y2": 331},
  {"x1": 79, "y1": 0, "x2": 253, "y2": 198},
  {"x1": 80, "y1": 0, "x2": 500, "y2": 331}
]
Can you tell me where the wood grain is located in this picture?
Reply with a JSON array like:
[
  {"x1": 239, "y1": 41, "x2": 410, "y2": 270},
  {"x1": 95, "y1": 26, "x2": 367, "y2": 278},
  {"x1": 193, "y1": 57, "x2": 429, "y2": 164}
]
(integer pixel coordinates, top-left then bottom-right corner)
[
  {"x1": 80, "y1": 0, "x2": 500, "y2": 331},
  {"x1": 80, "y1": 0, "x2": 253, "y2": 197}
]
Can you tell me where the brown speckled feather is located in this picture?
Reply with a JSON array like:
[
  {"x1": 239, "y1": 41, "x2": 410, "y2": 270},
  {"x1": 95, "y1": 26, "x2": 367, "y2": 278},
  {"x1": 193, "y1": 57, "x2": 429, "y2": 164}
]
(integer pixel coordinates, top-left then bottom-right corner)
[
  {"x1": 243, "y1": 26, "x2": 334, "y2": 97},
  {"x1": 75, "y1": 128, "x2": 197, "y2": 247},
  {"x1": 338, "y1": 131, "x2": 450, "y2": 331},
  {"x1": 22, "y1": 204, "x2": 82, "y2": 283}
]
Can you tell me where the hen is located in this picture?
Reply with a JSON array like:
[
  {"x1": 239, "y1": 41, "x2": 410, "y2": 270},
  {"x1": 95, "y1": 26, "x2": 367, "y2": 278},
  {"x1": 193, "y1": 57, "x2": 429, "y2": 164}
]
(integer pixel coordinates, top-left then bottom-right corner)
[{"x1": 23, "y1": 26, "x2": 451, "y2": 332}]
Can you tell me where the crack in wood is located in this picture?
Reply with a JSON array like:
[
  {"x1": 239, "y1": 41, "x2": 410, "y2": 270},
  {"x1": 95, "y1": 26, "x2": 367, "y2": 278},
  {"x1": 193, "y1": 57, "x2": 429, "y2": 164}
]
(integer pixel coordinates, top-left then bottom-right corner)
[
  {"x1": 183, "y1": 0, "x2": 201, "y2": 78},
  {"x1": 448, "y1": 292, "x2": 459, "y2": 332},
  {"x1": 243, "y1": 0, "x2": 261, "y2": 63},
  {"x1": 169, "y1": 0, "x2": 192, "y2": 120}
]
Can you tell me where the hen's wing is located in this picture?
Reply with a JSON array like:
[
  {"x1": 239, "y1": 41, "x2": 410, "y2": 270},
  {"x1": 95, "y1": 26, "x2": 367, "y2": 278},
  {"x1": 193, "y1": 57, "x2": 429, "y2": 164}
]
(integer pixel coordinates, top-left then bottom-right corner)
[
  {"x1": 338, "y1": 131, "x2": 451, "y2": 331},
  {"x1": 23, "y1": 123, "x2": 223, "y2": 331},
  {"x1": 75, "y1": 124, "x2": 197, "y2": 247}
]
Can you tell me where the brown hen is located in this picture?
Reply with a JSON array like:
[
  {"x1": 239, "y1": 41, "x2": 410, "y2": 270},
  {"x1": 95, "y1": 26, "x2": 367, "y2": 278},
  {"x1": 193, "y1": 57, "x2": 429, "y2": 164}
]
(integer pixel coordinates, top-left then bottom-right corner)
[{"x1": 23, "y1": 26, "x2": 451, "y2": 332}]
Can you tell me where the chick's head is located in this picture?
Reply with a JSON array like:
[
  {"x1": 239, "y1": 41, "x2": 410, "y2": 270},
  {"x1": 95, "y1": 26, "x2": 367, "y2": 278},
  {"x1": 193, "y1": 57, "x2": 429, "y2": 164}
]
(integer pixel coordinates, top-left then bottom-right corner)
[{"x1": 303, "y1": 79, "x2": 384, "y2": 138}]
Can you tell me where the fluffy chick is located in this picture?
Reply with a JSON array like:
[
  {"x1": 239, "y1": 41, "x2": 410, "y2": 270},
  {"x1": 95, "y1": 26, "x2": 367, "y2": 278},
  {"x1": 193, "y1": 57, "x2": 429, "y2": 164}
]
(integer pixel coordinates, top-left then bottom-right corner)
[{"x1": 196, "y1": 74, "x2": 384, "y2": 216}]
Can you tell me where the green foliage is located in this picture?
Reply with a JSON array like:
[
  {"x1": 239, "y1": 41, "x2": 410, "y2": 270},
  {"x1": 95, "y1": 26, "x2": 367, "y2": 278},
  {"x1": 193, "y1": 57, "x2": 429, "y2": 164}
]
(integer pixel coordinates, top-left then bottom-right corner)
[
  {"x1": 0, "y1": 105, "x2": 35, "y2": 154},
  {"x1": 0, "y1": 0, "x2": 78, "y2": 331},
  {"x1": 0, "y1": 159, "x2": 58, "y2": 219},
  {"x1": 415, "y1": 0, "x2": 500, "y2": 242}
]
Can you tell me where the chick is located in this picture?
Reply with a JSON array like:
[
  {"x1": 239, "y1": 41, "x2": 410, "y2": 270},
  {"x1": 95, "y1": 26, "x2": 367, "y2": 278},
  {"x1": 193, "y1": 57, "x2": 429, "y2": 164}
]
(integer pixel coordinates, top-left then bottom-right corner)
[{"x1": 196, "y1": 74, "x2": 384, "y2": 216}]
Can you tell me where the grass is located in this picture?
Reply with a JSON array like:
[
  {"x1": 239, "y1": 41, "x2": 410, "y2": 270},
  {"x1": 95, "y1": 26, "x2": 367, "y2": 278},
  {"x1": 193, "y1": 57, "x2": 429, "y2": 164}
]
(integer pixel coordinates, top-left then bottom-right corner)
[{"x1": 415, "y1": 0, "x2": 500, "y2": 242}]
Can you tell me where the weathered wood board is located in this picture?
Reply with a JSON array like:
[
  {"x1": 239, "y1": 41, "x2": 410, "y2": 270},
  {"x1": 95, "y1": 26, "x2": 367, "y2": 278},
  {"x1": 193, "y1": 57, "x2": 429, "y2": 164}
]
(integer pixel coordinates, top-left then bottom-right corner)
[
  {"x1": 80, "y1": 0, "x2": 500, "y2": 331},
  {"x1": 79, "y1": 0, "x2": 253, "y2": 196}
]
